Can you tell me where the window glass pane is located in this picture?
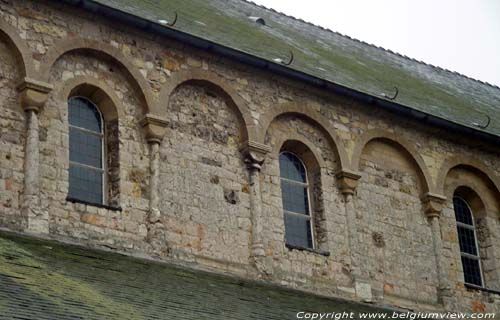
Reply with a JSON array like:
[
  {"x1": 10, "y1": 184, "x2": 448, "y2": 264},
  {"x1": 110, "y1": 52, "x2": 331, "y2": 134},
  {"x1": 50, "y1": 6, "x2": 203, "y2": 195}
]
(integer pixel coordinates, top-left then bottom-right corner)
[
  {"x1": 279, "y1": 152, "x2": 306, "y2": 183},
  {"x1": 457, "y1": 226, "x2": 478, "y2": 256},
  {"x1": 281, "y1": 181, "x2": 309, "y2": 215},
  {"x1": 284, "y1": 213, "x2": 312, "y2": 248},
  {"x1": 69, "y1": 127, "x2": 103, "y2": 168},
  {"x1": 453, "y1": 196, "x2": 473, "y2": 225},
  {"x1": 68, "y1": 164, "x2": 103, "y2": 204},
  {"x1": 461, "y1": 256, "x2": 482, "y2": 286},
  {"x1": 69, "y1": 97, "x2": 102, "y2": 133},
  {"x1": 454, "y1": 195, "x2": 483, "y2": 286}
]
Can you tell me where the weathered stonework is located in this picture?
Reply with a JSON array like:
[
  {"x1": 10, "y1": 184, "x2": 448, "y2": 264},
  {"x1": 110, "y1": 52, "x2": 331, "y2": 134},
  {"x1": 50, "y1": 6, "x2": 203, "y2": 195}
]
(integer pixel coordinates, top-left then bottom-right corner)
[{"x1": 0, "y1": 0, "x2": 499, "y2": 314}]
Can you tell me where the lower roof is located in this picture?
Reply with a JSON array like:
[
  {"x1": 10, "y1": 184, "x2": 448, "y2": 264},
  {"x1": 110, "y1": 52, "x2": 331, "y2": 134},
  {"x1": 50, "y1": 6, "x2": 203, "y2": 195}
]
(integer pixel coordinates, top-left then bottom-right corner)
[{"x1": 0, "y1": 231, "x2": 396, "y2": 319}]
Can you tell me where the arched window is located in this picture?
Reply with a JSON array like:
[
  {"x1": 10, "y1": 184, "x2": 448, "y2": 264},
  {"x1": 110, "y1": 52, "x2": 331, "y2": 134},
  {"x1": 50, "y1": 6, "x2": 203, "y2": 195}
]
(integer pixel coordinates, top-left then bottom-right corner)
[
  {"x1": 279, "y1": 152, "x2": 314, "y2": 249},
  {"x1": 68, "y1": 97, "x2": 105, "y2": 205},
  {"x1": 453, "y1": 195, "x2": 483, "y2": 286}
]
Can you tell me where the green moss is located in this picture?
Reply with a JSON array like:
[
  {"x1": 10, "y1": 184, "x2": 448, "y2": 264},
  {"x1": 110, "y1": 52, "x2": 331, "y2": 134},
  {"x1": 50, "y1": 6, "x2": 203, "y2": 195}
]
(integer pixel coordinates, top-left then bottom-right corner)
[
  {"x1": 93, "y1": 0, "x2": 500, "y2": 136},
  {"x1": 0, "y1": 237, "x2": 146, "y2": 319},
  {"x1": 0, "y1": 231, "x2": 397, "y2": 319}
]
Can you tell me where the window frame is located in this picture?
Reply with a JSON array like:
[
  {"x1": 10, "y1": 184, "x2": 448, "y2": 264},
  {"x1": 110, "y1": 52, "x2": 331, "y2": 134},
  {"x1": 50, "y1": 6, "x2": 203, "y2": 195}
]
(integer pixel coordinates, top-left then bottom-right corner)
[
  {"x1": 68, "y1": 96, "x2": 107, "y2": 205},
  {"x1": 279, "y1": 151, "x2": 316, "y2": 250},
  {"x1": 453, "y1": 195, "x2": 484, "y2": 287}
]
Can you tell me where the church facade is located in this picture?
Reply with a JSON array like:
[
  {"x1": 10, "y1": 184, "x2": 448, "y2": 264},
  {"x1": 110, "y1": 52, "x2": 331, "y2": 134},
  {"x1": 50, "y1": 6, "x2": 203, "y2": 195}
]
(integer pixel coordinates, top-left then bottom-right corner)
[{"x1": 0, "y1": 0, "x2": 499, "y2": 315}]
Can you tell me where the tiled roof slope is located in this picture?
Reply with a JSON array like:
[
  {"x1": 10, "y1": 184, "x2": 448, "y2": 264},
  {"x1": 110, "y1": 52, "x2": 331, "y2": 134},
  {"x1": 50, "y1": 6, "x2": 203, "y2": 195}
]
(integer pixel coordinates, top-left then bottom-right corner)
[
  {"x1": 90, "y1": 0, "x2": 500, "y2": 137},
  {"x1": 0, "y1": 232, "x2": 395, "y2": 320}
]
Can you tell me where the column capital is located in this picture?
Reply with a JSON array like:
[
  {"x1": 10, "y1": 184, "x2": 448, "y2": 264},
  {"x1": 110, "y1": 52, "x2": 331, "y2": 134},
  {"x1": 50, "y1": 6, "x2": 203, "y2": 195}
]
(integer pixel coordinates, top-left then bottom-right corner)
[
  {"x1": 241, "y1": 140, "x2": 272, "y2": 170},
  {"x1": 336, "y1": 169, "x2": 362, "y2": 195},
  {"x1": 421, "y1": 192, "x2": 447, "y2": 218},
  {"x1": 140, "y1": 113, "x2": 169, "y2": 144},
  {"x1": 17, "y1": 77, "x2": 53, "y2": 113}
]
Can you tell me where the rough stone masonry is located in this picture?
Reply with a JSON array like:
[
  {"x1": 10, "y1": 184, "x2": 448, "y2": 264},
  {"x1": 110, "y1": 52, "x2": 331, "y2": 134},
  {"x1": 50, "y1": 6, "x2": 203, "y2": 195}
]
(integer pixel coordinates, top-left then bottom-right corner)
[{"x1": 0, "y1": 0, "x2": 499, "y2": 314}]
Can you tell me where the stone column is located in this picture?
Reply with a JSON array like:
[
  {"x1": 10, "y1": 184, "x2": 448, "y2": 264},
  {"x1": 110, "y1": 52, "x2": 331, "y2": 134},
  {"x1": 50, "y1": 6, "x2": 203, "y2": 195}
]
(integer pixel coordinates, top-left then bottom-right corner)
[
  {"x1": 141, "y1": 114, "x2": 168, "y2": 226},
  {"x1": 17, "y1": 78, "x2": 53, "y2": 234},
  {"x1": 337, "y1": 169, "x2": 375, "y2": 301},
  {"x1": 422, "y1": 192, "x2": 450, "y2": 300},
  {"x1": 148, "y1": 141, "x2": 161, "y2": 222},
  {"x1": 242, "y1": 141, "x2": 271, "y2": 268},
  {"x1": 336, "y1": 170, "x2": 362, "y2": 266}
]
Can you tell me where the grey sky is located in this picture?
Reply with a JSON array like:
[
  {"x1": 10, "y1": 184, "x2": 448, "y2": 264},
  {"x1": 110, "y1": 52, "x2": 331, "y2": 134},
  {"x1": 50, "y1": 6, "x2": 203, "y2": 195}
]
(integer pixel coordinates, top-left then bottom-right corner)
[{"x1": 251, "y1": 0, "x2": 500, "y2": 87}]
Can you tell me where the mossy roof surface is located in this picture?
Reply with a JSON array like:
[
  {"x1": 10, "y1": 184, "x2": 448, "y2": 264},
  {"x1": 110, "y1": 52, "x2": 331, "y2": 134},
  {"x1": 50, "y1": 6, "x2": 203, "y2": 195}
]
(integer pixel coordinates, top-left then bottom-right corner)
[
  {"x1": 0, "y1": 232, "x2": 395, "y2": 319},
  {"x1": 90, "y1": 0, "x2": 500, "y2": 137}
]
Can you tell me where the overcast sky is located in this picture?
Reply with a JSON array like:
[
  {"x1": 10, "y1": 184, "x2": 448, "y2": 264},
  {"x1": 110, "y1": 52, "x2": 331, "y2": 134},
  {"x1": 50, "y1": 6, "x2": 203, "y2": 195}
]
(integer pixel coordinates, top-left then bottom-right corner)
[{"x1": 251, "y1": 0, "x2": 500, "y2": 87}]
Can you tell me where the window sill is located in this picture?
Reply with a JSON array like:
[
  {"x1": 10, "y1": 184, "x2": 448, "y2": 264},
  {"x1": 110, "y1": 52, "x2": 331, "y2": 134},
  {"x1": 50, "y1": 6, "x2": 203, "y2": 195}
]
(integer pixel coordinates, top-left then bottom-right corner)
[
  {"x1": 285, "y1": 243, "x2": 330, "y2": 257},
  {"x1": 66, "y1": 197, "x2": 122, "y2": 212},
  {"x1": 465, "y1": 283, "x2": 500, "y2": 295}
]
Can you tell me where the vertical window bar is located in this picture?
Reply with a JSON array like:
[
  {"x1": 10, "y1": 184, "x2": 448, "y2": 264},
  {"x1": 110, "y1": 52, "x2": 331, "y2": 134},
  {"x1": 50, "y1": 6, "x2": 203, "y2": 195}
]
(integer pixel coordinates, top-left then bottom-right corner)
[{"x1": 453, "y1": 195, "x2": 483, "y2": 287}]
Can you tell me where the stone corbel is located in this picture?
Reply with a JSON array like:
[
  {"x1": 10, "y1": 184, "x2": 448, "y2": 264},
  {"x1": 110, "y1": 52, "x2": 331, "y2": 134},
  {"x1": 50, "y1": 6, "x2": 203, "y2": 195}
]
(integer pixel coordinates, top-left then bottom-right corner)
[
  {"x1": 241, "y1": 140, "x2": 272, "y2": 170},
  {"x1": 336, "y1": 169, "x2": 362, "y2": 195},
  {"x1": 421, "y1": 193, "x2": 447, "y2": 219},
  {"x1": 140, "y1": 113, "x2": 169, "y2": 144},
  {"x1": 17, "y1": 77, "x2": 53, "y2": 113}
]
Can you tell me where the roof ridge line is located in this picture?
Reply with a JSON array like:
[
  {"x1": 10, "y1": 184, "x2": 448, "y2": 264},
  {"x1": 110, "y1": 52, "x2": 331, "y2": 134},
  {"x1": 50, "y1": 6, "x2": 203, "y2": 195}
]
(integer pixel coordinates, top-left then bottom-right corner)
[{"x1": 241, "y1": 0, "x2": 500, "y2": 91}]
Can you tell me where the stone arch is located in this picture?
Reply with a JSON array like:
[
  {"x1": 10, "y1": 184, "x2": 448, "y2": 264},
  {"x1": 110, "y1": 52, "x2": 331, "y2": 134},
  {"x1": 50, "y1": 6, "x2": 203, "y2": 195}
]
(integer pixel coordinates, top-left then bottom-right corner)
[
  {"x1": 352, "y1": 129, "x2": 433, "y2": 194},
  {"x1": 158, "y1": 69, "x2": 254, "y2": 143},
  {"x1": 55, "y1": 75, "x2": 123, "y2": 121},
  {"x1": 437, "y1": 156, "x2": 500, "y2": 200},
  {"x1": 259, "y1": 101, "x2": 348, "y2": 171},
  {"x1": 39, "y1": 38, "x2": 155, "y2": 115},
  {"x1": 0, "y1": 18, "x2": 35, "y2": 79},
  {"x1": 446, "y1": 181, "x2": 495, "y2": 215},
  {"x1": 272, "y1": 133, "x2": 326, "y2": 170},
  {"x1": 56, "y1": 76, "x2": 123, "y2": 207}
]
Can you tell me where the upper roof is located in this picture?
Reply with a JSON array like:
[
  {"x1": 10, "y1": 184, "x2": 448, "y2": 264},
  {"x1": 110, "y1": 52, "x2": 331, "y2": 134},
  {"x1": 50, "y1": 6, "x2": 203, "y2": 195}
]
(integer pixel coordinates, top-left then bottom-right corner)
[
  {"x1": 88, "y1": 0, "x2": 500, "y2": 137},
  {"x1": 0, "y1": 232, "x2": 394, "y2": 319}
]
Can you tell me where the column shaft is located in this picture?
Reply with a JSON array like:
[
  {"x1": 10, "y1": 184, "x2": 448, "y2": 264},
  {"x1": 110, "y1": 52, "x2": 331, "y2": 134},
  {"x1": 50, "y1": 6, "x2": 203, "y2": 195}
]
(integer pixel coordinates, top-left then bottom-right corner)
[
  {"x1": 430, "y1": 216, "x2": 448, "y2": 292},
  {"x1": 249, "y1": 165, "x2": 265, "y2": 258},
  {"x1": 344, "y1": 193, "x2": 358, "y2": 267},
  {"x1": 24, "y1": 110, "x2": 39, "y2": 197},
  {"x1": 23, "y1": 109, "x2": 48, "y2": 233},
  {"x1": 148, "y1": 141, "x2": 161, "y2": 223}
]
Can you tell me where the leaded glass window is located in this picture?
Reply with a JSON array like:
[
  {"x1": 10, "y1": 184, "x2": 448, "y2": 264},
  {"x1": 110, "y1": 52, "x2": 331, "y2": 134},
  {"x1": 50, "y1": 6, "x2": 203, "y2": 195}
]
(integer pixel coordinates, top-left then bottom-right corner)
[
  {"x1": 68, "y1": 97, "x2": 105, "y2": 205},
  {"x1": 279, "y1": 152, "x2": 314, "y2": 248},
  {"x1": 453, "y1": 195, "x2": 483, "y2": 286}
]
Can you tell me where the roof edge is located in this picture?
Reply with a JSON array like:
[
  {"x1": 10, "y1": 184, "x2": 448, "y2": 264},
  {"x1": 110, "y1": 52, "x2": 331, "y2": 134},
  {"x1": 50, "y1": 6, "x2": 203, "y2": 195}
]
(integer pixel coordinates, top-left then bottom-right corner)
[{"x1": 56, "y1": 0, "x2": 500, "y2": 146}]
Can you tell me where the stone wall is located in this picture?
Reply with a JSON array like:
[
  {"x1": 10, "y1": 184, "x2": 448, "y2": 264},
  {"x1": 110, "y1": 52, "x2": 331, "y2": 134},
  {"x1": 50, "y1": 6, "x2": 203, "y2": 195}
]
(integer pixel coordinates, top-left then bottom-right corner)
[
  {"x1": 0, "y1": 0, "x2": 499, "y2": 313},
  {"x1": 0, "y1": 35, "x2": 25, "y2": 231}
]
